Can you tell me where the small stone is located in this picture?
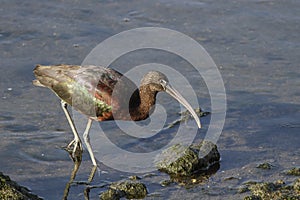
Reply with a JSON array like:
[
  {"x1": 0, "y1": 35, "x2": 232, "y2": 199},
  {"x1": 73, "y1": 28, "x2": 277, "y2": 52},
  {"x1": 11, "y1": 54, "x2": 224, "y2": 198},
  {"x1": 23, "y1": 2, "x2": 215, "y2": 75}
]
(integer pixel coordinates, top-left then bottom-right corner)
[
  {"x1": 128, "y1": 175, "x2": 141, "y2": 180},
  {"x1": 160, "y1": 180, "x2": 173, "y2": 187},
  {"x1": 191, "y1": 178, "x2": 197, "y2": 183},
  {"x1": 142, "y1": 173, "x2": 156, "y2": 178},
  {"x1": 286, "y1": 167, "x2": 300, "y2": 176},
  {"x1": 123, "y1": 17, "x2": 130, "y2": 22},
  {"x1": 224, "y1": 176, "x2": 239, "y2": 181},
  {"x1": 256, "y1": 162, "x2": 273, "y2": 170}
]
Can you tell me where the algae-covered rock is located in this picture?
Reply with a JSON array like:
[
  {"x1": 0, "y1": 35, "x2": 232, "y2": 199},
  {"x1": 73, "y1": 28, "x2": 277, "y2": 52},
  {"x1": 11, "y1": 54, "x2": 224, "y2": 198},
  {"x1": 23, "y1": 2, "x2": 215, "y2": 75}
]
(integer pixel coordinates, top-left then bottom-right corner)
[
  {"x1": 0, "y1": 172, "x2": 42, "y2": 200},
  {"x1": 293, "y1": 178, "x2": 300, "y2": 193},
  {"x1": 160, "y1": 179, "x2": 174, "y2": 187},
  {"x1": 156, "y1": 144, "x2": 198, "y2": 176},
  {"x1": 244, "y1": 179, "x2": 300, "y2": 200},
  {"x1": 100, "y1": 181, "x2": 147, "y2": 200},
  {"x1": 155, "y1": 140, "x2": 220, "y2": 176},
  {"x1": 256, "y1": 163, "x2": 273, "y2": 170},
  {"x1": 248, "y1": 182, "x2": 279, "y2": 199},
  {"x1": 286, "y1": 167, "x2": 300, "y2": 176},
  {"x1": 166, "y1": 108, "x2": 210, "y2": 128},
  {"x1": 100, "y1": 189, "x2": 121, "y2": 200}
]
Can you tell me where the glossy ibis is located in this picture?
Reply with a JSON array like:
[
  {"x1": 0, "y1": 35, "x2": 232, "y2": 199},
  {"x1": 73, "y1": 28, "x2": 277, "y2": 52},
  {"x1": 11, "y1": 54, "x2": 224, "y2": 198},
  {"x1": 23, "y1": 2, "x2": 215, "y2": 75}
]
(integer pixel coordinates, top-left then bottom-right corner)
[{"x1": 33, "y1": 64, "x2": 201, "y2": 166}]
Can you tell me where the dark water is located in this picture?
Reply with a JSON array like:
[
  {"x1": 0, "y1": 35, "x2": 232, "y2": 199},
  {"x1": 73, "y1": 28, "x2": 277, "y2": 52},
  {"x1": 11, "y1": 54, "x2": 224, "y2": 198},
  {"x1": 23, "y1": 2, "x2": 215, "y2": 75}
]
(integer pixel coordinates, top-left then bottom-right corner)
[{"x1": 1, "y1": 0, "x2": 299, "y2": 199}]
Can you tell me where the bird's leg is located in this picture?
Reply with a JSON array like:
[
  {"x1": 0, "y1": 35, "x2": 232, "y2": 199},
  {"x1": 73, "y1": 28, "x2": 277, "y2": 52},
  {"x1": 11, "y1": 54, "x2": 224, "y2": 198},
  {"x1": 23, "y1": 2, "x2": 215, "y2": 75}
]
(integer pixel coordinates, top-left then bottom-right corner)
[
  {"x1": 60, "y1": 100, "x2": 83, "y2": 159},
  {"x1": 83, "y1": 118, "x2": 97, "y2": 166}
]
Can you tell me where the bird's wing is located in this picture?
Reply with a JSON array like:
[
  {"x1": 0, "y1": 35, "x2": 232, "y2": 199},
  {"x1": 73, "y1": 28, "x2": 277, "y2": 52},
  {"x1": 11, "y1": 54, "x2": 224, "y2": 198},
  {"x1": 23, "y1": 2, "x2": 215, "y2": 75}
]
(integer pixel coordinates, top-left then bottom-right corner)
[
  {"x1": 34, "y1": 64, "x2": 138, "y2": 120},
  {"x1": 79, "y1": 66, "x2": 139, "y2": 120},
  {"x1": 70, "y1": 66, "x2": 122, "y2": 119}
]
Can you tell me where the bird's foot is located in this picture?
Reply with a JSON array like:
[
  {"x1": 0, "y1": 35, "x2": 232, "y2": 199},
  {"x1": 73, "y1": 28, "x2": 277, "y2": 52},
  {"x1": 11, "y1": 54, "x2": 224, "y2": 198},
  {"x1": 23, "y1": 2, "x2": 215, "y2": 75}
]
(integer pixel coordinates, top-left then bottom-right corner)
[
  {"x1": 67, "y1": 138, "x2": 83, "y2": 151},
  {"x1": 64, "y1": 139, "x2": 83, "y2": 163}
]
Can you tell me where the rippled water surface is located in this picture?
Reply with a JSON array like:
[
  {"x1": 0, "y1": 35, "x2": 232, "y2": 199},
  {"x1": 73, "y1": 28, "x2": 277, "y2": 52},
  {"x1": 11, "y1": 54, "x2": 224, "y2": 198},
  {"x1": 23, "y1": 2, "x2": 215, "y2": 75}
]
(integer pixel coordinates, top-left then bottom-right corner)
[{"x1": 0, "y1": 0, "x2": 299, "y2": 199}]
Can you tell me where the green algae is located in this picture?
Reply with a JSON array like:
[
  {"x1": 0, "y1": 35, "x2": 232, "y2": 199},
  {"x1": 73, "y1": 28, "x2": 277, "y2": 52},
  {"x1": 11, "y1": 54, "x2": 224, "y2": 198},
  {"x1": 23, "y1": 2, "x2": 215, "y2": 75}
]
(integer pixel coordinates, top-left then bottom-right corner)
[
  {"x1": 100, "y1": 181, "x2": 147, "y2": 200},
  {"x1": 256, "y1": 163, "x2": 273, "y2": 170},
  {"x1": 286, "y1": 167, "x2": 300, "y2": 176},
  {"x1": 243, "y1": 178, "x2": 300, "y2": 200},
  {"x1": 100, "y1": 189, "x2": 120, "y2": 200},
  {"x1": 0, "y1": 172, "x2": 42, "y2": 200},
  {"x1": 156, "y1": 140, "x2": 220, "y2": 176}
]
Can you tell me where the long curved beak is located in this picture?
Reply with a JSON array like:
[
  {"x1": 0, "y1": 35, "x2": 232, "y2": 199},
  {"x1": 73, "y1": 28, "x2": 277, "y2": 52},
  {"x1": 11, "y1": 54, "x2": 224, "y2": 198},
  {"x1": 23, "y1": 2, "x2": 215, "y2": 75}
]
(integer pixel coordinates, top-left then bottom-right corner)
[{"x1": 165, "y1": 84, "x2": 201, "y2": 128}]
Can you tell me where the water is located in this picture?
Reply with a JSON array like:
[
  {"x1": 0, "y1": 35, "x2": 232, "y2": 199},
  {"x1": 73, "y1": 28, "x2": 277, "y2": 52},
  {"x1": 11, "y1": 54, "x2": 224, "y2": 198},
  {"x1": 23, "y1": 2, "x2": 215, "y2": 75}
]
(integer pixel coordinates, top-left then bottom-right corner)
[{"x1": 0, "y1": 0, "x2": 299, "y2": 199}]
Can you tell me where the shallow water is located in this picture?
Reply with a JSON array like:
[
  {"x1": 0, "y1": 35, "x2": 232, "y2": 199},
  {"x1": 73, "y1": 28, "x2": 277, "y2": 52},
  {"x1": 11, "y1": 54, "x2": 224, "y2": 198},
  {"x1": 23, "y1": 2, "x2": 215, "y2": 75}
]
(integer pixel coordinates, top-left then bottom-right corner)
[{"x1": 1, "y1": 0, "x2": 299, "y2": 199}]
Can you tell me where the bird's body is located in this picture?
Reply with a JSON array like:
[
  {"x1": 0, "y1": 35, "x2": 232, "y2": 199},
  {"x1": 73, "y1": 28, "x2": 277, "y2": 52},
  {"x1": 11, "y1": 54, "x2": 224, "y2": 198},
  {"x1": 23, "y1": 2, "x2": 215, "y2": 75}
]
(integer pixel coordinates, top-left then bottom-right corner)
[
  {"x1": 33, "y1": 64, "x2": 201, "y2": 166},
  {"x1": 34, "y1": 65, "x2": 166, "y2": 121}
]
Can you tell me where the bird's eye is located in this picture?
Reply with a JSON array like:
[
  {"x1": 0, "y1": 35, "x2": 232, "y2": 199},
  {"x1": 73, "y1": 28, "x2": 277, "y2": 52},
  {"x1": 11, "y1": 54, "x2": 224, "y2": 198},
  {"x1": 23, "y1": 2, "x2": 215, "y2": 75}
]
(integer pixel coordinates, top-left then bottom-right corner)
[{"x1": 159, "y1": 79, "x2": 167, "y2": 88}]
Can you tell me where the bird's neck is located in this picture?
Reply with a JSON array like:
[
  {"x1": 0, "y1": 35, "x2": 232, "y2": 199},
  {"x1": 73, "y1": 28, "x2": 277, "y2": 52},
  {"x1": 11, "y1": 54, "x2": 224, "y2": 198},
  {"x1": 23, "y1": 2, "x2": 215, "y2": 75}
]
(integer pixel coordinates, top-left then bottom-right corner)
[{"x1": 129, "y1": 85, "x2": 157, "y2": 121}]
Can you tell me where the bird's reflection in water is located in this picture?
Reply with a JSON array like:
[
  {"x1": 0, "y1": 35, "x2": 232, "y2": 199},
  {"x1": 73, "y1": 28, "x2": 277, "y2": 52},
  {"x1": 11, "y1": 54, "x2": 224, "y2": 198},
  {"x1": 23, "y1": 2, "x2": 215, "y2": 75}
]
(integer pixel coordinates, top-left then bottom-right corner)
[
  {"x1": 61, "y1": 149, "x2": 220, "y2": 199},
  {"x1": 62, "y1": 151, "x2": 98, "y2": 200}
]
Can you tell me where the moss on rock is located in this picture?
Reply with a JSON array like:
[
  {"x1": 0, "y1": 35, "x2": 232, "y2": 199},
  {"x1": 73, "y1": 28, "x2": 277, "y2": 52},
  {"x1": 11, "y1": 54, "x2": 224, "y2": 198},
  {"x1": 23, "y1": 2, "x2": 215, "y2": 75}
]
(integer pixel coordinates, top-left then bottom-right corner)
[
  {"x1": 256, "y1": 163, "x2": 273, "y2": 170},
  {"x1": 244, "y1": 178, "x2": 300, "y2": 200},
  {"x1": 0, "y1": 172, "x2": 42, "y2": 200},
  {"x1": 286, "y1": 167, "x2": 300, "y2": 176},
  {"x1": 155, "y1": 140, "x2": 220, "y2": 176},
  {"x1": 100, "y1": 181, "x2": 147, "y2": 200}
]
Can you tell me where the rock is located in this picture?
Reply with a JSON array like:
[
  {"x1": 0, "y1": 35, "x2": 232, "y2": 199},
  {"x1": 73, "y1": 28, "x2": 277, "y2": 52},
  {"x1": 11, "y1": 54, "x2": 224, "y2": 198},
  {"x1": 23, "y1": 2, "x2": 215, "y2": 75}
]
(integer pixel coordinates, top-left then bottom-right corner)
[
  {"x1": 166, "y1": 108, "x2": 210, "y2": 128},
  {"x1": 100, "y1": 181, "x2": 147, "y2": 200},
  {"x1": 128, "y1": 175, "x2": 141, "y2": 180},
  {"x1": 0, "y1": 172, "x2": 42, "y2": 200},
  {"x1": 244, "y1": 178, "x2": 300, "y2": 200},
  {"x1": 256, "y1": 162, "x2": 273, "y2": 170},
  {"x1": 293, "y1": 178, "x2": 300, "y2": 192},
  {"x1": 160, "y1": 180, "x2": 174, "y2": 187},
  {"x1": 285, "y1": 167, "x2": 300, "y2": 176},
  {"x1": 100, "y1": 189, "x2": 121, "y2": 200},
  {"x1": 155, "y1": 140, "x2": 220, "y2": 176}
]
